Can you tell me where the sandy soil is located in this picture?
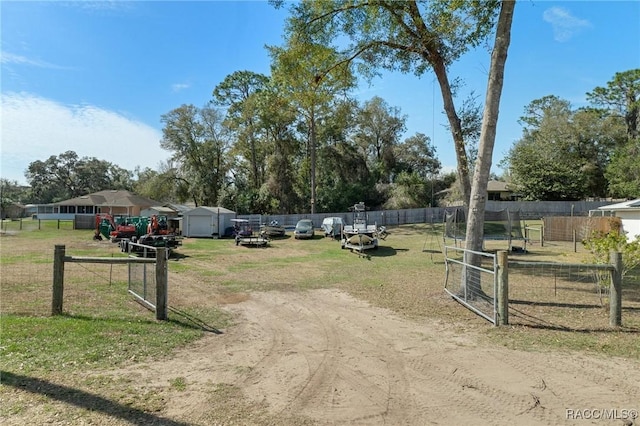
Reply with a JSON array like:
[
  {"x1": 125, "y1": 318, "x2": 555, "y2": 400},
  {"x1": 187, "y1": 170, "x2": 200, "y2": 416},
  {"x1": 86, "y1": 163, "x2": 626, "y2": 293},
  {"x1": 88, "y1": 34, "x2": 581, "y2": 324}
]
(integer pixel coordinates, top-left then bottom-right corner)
[{"x1": 107, "y1": 289, "x2": 640, "y2": 425}]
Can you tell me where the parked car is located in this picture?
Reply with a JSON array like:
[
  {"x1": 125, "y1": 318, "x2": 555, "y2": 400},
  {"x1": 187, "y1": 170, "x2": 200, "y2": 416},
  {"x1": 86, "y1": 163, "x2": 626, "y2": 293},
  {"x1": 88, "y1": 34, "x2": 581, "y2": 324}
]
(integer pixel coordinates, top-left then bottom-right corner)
[
  {"x1": 321, "y1": 217, "x2": 343, "y2": 239},
  {"x1": 294, "y1": 219, "x2": 315, "y2": 239}
]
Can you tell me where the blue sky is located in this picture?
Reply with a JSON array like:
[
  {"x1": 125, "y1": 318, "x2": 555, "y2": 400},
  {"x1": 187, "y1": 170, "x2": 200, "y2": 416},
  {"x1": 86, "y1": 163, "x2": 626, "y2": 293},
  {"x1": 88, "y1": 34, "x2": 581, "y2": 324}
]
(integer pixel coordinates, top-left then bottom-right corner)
[{"x1": 2, "y1": 1, "x2": 639, "y2": 186}]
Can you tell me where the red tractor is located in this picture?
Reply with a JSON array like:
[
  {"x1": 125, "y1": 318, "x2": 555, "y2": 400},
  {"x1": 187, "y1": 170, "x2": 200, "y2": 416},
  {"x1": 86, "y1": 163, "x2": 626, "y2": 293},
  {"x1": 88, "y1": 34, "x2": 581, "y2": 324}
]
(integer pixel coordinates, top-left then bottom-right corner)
[{"x1": 93, "y1": 213, "x2": 137, "y2": 241}]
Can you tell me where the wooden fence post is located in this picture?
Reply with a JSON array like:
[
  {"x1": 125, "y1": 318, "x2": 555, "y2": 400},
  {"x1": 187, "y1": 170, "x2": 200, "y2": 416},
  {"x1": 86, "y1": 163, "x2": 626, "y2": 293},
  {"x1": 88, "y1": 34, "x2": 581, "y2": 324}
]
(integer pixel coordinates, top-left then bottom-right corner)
[
  {"x1": 609, "y1": 251, "x2": 622, "y2": 327},
  {"x1": 155, "y1": 248, "x2": 168, "y2": 320},
  {"x1": 496, "y1": 250, "x2": 509, "y2": 326},
  {"x1": 52, "y1": 244, "x2": 65, "y2": 315}
]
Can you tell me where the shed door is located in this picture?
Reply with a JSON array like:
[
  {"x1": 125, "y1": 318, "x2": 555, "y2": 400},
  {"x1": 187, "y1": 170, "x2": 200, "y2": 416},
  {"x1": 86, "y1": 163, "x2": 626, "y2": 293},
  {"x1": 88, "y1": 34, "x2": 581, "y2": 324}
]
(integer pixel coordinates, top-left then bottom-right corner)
[{"x1": 188, "y1": 215, "x2": 213, "y2": 237}]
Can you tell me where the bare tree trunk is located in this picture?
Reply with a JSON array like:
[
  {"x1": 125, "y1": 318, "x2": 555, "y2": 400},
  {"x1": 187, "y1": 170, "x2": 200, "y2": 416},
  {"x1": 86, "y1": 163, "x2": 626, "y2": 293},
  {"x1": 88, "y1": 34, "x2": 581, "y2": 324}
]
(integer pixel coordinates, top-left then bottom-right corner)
[
  {"x1": 310, "y1": 111, "x2": 317, "y2": 214},
  {"x1": 463, "y1": 0, "x2": 515, "y2": 297},
  {"x1": 432, "y1": 59, "x2": 472, "y2": 209}
]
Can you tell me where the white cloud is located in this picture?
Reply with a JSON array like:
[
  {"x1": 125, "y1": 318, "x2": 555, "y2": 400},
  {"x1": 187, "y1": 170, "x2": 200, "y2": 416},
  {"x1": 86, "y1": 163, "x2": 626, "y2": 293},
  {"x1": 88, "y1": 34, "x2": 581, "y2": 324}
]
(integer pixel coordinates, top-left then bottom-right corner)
[
  {"x1": 0, "y1": 51, "x2": 69, "y2": 70},
  {"x1": 171, "y1": 83, "x2": 191, "y2": 92},
  {"x1": 0, "y1": 92, "x2": 166, "y2": 185},
  {"x1": 543, "y1": 7, "x2": 591, "y2": 42}
]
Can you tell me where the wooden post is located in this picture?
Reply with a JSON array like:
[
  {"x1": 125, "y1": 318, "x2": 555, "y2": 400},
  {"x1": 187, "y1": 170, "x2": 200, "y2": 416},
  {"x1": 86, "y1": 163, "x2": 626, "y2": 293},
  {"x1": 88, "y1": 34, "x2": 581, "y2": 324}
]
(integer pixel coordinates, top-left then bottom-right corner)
[
  {"x1": 609, "y1": 251, "x2": 622, "y2": 327},
  {"x1": 573, "y1": 229, "x2": 577, "y2": 253},
  {"x1": 496, "y1": 250, "x2": 509, "y2": 326},
  {"x1": 52, "y1": 245, "x2": 65, "y2": 315},
  {"x1": 155, "y1": 248, "x2": 168, "y2": 321}
]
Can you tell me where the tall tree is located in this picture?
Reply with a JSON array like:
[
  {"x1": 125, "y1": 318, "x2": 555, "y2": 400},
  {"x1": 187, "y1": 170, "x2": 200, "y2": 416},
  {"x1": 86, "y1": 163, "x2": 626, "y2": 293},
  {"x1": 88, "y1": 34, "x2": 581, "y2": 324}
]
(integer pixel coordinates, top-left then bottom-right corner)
[
  {"x1": 316, "y1": 98, "x2": 379, "y2": 211},
  {"x1": 586, "y1": 69, "x2": 640, "y2": 140},
  {"x1": 134, "y1": 164, "x2": 178, "y2": 203},
  {"x1": 268, "y1": 39, "x2": 356, "y2": 213},
  {"x1": 212, "y1": 71, "x2": 270, "y2": 201},
  {"x1": 255, "y1": 83, "x2": 302, "y2": 214},
  {"x1": 393, "y1": 132, "x2": 441, "y2": 179},
  {"x1": 384, "y1": 132, "x2": 441, "y2": 209},
  {"x1": 457, "y1": 0, "x2": 514, "y2": 298},
  {"x1": 273, "y1": 0, "x2": 501, "y2": 209},
  {"x1": 160, "y1": 105, "x2": 230, "y2": 206},
  {"x1": 354, "y1": 96, "x2": 407, "y2": 184},
  {"x1": 587, "y1": 69, "x2": 640, "y2": 198}
]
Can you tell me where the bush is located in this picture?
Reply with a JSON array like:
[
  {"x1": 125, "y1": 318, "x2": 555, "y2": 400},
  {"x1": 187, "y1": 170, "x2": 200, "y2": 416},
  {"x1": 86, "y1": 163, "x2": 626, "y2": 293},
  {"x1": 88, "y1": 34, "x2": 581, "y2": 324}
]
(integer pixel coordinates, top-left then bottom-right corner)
[{"x1": 582, "y1": 229, "x2": 640, "y2": 278}]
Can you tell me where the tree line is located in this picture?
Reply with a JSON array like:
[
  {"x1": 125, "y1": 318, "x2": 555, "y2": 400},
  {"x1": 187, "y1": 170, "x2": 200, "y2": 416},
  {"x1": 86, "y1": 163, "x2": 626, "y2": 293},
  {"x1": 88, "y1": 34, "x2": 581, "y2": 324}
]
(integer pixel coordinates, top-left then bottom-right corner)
[{"x1": 1, "y1": 91, "x2": 450, "y2": 214}]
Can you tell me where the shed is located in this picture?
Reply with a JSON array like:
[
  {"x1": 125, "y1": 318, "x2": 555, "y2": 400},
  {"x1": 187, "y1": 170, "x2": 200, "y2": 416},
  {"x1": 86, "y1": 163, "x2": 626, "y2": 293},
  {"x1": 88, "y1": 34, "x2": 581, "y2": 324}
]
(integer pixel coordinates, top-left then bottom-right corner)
[
  {"x1": 182, "y1": 206, "x2": 236, "y2": 238},
  {"x1": 598, "y1": 199, "x2": 640, "y2": 241}
]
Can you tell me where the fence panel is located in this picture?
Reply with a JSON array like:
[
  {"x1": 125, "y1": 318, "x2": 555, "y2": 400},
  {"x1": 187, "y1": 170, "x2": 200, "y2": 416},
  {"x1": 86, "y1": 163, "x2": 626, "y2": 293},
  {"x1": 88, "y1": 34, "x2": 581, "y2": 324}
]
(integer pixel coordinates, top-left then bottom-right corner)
[
  {"x1": 506, "y1": 261, "x2": 614, "y2": 330},
  {"x1": 1, "y1": 246, "x2": 54, "y2": 316},
  {"x1": 542, "y1": 216, "x2": 613, "y2": 242},
  {"x1": 444, "y1": 246, "x2": 497, "y2": 324}
]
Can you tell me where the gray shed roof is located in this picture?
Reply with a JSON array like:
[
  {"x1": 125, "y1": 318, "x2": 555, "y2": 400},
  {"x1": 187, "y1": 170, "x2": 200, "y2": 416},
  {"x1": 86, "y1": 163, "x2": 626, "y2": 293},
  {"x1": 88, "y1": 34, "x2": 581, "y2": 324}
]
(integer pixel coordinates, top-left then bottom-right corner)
[
  {"x1": 184, "y1": 206, "x2": 235, "y2": 215},
  {"x1": 598, "y1": 199, "x2": 640, "y2": 211}
]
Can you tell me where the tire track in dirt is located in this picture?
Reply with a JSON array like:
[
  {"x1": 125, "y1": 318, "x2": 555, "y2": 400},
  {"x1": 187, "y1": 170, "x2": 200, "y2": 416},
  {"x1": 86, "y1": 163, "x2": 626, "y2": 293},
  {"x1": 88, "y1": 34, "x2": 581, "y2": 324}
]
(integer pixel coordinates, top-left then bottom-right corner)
[
  {"x1": 233, "y1": 291, "x2": 420, "y2": 424},
  {"x1": 93, "y1": 289, "x2": 640, "y2": 425},
  {"x1": 487, "y1": 348, "x2": 640, "y2": 422},
  {"x1": 405, "y1": 354, "x2": 546, "y2": 425}
]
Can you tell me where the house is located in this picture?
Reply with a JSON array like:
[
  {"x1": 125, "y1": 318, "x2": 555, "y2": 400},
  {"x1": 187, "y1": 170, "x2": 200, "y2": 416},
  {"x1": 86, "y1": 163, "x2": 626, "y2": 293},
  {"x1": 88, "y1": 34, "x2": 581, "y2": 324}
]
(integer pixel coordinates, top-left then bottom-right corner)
[
  {"x1": 55, "y1": 190, "x2": 162, "y2": 216},
  {"x1": 597, "y1": 199, "x2": 640, "y2": 241},
  {"x1": 438, "y1": 180, "x2": 520, "y2": 206},
  {"x1": 487, "y1": 180, "x2": 519, "y2": 201},
  {"x1": 182, "y1": 206, "x2": 236, "y2": 238}
]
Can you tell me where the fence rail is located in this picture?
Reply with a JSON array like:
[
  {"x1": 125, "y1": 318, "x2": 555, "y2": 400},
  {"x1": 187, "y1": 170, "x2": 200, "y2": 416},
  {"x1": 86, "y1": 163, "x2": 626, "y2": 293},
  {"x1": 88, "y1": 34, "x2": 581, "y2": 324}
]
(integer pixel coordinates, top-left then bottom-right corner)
[
  {"x1": 444, "y1": 248, "x2": 623, "y2": 327},
  {"x1": 53, "y1": 245, "x2": 168, "y2": 320},
  {"x1": 444, "y1": 246, "x2": 497, "y2": 324}
]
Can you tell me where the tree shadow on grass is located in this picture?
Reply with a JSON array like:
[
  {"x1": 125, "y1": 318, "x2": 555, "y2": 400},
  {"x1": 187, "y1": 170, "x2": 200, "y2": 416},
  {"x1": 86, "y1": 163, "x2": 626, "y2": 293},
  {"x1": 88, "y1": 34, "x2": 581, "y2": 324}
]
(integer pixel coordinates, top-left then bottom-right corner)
[
  {"x1": 168, "y1": 306, "x2": 223, "y2": 334},
  {"x1": 0, "y1": 371, "x2": 191, "y2": 426},
  {"x1": 61, "y1": 312, "x2": 223, "y2": 335}
]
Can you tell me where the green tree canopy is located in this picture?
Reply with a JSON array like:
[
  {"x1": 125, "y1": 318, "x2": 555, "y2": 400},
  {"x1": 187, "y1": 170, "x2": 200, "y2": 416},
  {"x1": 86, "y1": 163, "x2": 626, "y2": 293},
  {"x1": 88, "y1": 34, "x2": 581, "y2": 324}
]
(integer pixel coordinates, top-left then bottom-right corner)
[
  {"x1": 273, "y1": 0, "x2": 501, "y2": 208},
  {"x1": 504, "y1": 96, "x2": 625, "y2": 200},
  {"x1": 160, "y1": 104, "x2": 230, "y2": 206},
  {"x1": 25, "y1": 151, "x2": 133, "y2": 203}
]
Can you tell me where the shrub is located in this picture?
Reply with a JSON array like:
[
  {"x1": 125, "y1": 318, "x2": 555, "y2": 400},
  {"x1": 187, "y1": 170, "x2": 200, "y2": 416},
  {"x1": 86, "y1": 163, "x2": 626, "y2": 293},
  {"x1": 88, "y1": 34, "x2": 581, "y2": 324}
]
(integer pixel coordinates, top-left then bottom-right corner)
[{"x1": 582, "y1": 229, "x2": 640, "y2": 279}]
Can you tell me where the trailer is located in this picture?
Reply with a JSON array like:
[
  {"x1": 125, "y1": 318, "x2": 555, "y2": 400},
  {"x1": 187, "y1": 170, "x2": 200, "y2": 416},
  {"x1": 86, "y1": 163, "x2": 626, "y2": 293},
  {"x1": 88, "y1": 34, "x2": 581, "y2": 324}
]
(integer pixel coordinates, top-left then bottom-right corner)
[
  {"x1": 232, "y1": 219, "x2": 269, "y2": 247},
  {"x1": 340, "y1": 202, "x2": 387, "y2": 252}
]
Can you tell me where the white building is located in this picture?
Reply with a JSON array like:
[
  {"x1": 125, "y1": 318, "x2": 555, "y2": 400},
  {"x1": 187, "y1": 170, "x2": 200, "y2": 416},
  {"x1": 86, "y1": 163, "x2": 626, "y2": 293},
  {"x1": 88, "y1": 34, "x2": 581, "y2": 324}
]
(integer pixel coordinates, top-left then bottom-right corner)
[
  {"x1": 182, "y1": 206, "x2": 236, "y2": 238},
  {"x1": 597, "y1": 199, "x2": 640, "y2": 241}
]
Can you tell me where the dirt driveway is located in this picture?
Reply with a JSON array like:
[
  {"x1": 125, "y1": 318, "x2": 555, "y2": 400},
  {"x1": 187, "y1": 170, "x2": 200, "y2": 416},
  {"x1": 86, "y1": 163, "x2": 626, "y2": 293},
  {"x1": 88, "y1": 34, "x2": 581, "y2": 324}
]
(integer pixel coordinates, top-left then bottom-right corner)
[{"x1": 108, "y1": 288, "x2": 639, "y2": 425}]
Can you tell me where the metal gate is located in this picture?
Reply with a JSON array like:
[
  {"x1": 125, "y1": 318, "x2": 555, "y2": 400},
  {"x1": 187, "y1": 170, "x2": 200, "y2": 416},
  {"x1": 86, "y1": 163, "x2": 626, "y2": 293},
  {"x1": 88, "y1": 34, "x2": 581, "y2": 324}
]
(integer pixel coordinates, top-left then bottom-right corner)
[
  {"x1": 444, "y1": 246, "x2": 498, "y2": 324},
  {"x1": 124, "y1": 242, "x2": 168, "y2": 318}
]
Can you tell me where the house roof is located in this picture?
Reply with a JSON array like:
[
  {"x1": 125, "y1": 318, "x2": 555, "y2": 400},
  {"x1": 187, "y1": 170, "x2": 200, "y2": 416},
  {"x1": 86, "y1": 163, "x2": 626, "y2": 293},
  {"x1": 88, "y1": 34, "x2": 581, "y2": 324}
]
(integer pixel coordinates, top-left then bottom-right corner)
[
  {"x1": 165, "y1": 203, "x2": 195, "y2": 214},
  {"x1": 598, "y1": 199, "x2": 640, "y2": 211},
  {"x1": 55, "y1": 190, "x2": 162, "y2": 207},
  {"x1": 487, "y1": 180, "x2": 512, "y2": 192}
]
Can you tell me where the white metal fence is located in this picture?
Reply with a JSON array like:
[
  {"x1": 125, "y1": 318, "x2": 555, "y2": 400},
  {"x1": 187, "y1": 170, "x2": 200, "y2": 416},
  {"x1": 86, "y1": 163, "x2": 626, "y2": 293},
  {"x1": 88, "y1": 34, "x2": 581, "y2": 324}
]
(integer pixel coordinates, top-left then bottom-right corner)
[{"x1": 443, "y1": 246, "x2": 498, "y2": 324}]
